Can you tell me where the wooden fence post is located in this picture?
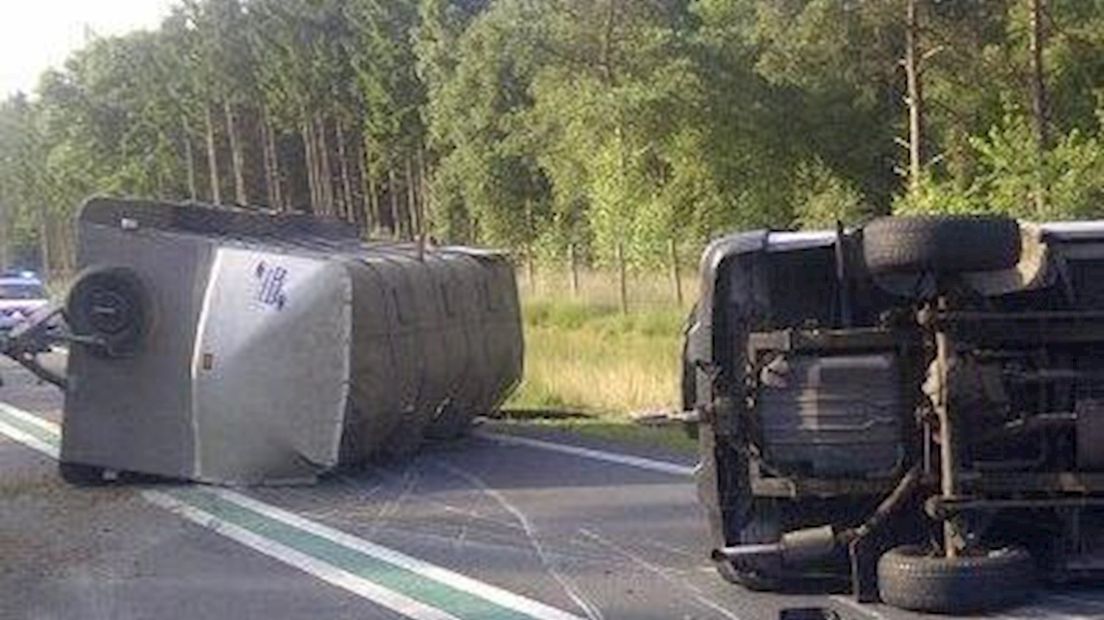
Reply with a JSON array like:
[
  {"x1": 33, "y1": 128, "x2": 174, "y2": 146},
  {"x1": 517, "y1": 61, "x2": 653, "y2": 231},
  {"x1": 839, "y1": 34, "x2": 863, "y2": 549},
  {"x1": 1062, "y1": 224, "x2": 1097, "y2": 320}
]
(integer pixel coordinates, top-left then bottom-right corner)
[
  {"x1": 616, "y1": 241, "x2": 628, "y2": 314},
  {"x1": 669, "y1": 238, "x2": 683, "y2": 305},
  {"x1": 568, "y1": 242, "x2": 580, "y2": 296},
  {"x1": 526, "y1": 245, "x2": 536, "y2": 292}
]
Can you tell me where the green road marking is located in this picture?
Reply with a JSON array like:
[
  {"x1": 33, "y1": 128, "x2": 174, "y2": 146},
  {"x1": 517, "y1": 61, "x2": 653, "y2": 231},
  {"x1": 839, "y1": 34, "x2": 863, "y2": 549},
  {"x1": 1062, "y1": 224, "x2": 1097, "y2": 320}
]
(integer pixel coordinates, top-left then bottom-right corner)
[
  {"x1": 0, "y1": 403, "x2": 584, "y2": 620},
  {"x1": 166, "y1": 486, "x2": 529, "y2": 620}
]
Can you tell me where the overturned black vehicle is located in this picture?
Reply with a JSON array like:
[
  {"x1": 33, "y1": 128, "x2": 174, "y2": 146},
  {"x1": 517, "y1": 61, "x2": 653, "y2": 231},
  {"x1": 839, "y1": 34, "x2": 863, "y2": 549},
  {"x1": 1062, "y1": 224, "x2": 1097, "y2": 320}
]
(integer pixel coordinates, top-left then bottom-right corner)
[{"x1": 683, "y1": 216, "x2": 1104, "y2": 614}]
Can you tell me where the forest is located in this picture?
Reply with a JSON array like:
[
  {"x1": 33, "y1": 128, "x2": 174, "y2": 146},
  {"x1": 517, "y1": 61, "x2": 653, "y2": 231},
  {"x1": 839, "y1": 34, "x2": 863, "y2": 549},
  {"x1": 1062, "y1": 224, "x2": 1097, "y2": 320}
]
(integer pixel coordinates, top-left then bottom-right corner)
[{"x1": 1, "y1": 0, "x2": 1103, "y2": 278}]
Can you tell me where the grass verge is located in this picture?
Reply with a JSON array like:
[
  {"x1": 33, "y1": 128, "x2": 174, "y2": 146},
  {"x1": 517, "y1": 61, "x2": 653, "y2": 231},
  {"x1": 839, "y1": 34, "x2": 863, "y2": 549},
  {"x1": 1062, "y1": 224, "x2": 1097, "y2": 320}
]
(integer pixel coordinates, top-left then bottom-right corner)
[
  {"x1": 507, "y1": 299, "x2": 685, "y2": 415},
  {"x1": 504, "y1": 295, "x2": 694, "y2": 454},
  {"x1": 489, "y1": 416, "x2": 699, "y2": 457}
]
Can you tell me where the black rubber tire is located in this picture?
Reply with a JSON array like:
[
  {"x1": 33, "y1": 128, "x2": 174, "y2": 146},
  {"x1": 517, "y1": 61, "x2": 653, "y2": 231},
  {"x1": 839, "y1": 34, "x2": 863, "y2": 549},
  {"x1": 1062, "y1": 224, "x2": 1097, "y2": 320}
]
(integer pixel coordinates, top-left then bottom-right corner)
[
  {"x1": 66, "y1": 267, "x2": 150, "y2": 357},
  {"x1": 424, "y1": 404, "x2": 472, "y2": 440},
  {"x1": 878, "y1": 545, "x2": 1036, "y2": 614},
  {"x1": 680, "y1": 305, "x2": 699, "y2": 440},
  {"x1": 863, "y1": 216, "x2": 1021, "y2": 274},
  {"x1": 59, "y1": 462, "x2": 107, "y2": 486}
]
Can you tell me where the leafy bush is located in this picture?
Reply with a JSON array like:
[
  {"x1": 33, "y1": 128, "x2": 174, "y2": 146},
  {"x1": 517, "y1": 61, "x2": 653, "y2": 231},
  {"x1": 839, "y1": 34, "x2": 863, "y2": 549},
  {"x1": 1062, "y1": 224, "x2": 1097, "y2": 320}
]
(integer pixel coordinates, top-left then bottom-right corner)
[
  {"x1": 791, "y1": 158, "x2": 869, "y2": 229},
  {"x1": 896, "y1": 112, "x2": 1104, "y2": 220}
]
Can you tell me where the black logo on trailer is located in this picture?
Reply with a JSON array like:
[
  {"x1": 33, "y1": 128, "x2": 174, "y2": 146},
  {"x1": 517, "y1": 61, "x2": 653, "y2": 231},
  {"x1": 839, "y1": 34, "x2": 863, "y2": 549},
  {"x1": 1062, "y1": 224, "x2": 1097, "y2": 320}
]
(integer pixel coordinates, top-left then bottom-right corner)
[{"x1": 254, "y1": 261, "x2": 288, "y2": 310}]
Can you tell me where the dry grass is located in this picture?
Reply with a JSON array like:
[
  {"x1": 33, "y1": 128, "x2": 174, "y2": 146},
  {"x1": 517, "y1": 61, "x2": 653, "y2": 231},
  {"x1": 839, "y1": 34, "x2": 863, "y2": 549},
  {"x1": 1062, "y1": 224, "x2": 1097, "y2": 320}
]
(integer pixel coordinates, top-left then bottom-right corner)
[
  {"x1": 507, "y1": 273, "x2": 691, "y2": 418},
  {"x1": 518, "y1": 266, "x2": 697, "y2": 311}
]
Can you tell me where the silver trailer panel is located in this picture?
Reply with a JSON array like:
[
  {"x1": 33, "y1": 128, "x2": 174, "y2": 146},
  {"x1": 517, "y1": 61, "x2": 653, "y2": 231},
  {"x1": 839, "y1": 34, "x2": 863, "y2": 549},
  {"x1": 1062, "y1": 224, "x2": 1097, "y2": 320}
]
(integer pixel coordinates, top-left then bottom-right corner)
[
  {"x1": 192, "y1": 248, "x2": 352, "y2": 484},
  {"x1": 60, "y1": 198, "x2": 523, "y2": 485}
]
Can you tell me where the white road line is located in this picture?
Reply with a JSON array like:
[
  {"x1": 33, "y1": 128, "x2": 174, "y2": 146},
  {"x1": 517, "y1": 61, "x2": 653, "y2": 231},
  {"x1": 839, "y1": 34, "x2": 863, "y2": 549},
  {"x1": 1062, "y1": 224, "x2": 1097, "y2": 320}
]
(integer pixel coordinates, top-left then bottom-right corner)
[
  {"x1": 474, "y1": 431, "x2": 697, "y2": 478},
  {"x1": 144, "y1": 490, "x2": 464, "y2": 620},
  {"x1": 212, "y1": 488, "x2": 587, "y2": 620},
  {"x1": 0, "y1": 401, "x2": 60, "y2": 433},
  {"x1": 0, "y1": 418, "x2": 59, "y2": 458},
  {"x1": 0, "y1": 403, "x2": 588, "y2": 620}
]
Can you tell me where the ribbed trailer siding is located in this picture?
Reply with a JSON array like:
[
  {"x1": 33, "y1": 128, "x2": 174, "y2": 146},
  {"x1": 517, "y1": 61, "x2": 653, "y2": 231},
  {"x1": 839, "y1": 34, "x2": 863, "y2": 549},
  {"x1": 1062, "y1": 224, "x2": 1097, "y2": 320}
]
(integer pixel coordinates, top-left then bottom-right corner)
[{"x1": 60, "y1": 198, "x2": 522, "y2": 485}]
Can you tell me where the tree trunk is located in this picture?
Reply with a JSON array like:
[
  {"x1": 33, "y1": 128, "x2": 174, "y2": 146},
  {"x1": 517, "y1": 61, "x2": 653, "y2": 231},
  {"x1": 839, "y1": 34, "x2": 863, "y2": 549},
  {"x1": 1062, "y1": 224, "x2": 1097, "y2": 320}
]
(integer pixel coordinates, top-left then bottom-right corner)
[
  {"x1": 205, "y1": 103, "x2": 222, "y2": 204},
  {"x1": 388, "y1": 165, "x2": 401, "y2": 238},
  {"x1": 268, "y1": 120, "x2": 284, "y2": 211},
  {"x1": 1029, "y1": 0, "x2": 1049, "y2": 214},
  {"x1": 302, "y1": 117, "x2": 319, "y2": 213},
  {"x1": 156, "y1": 164, "x2": 167, "y2": 200},
  {"x1": 37, "y1": 217, "x2": 51, "y2": 280},
  {"x1": 417, "y1": 144, "x2": 430, "y2": 238},
  {"x1": 314, "y1": 113, "x2": 334, "y2": 216},
  {"x1": 182, "y1": 119, "x2": 198, "y2": 201},
  {"x1": 224, "y1": 100, "x2": 247, "y2": 205},
  {"x1": 348, "y1": 134, "x2": 366, "y2": 232},
  {"x1": 567, "y1": 242, "x2": 579, "y2": 296},
  {"x1": 0, "y1": 204, "x2": 9, "y2": 270},
  {"x1": 1029, "y1": 0, "x2": 1049, "y2": 152},
  {"x1": 362, "y1": 137, "x2": 379, "y2": 234},
  {"x1": 58, "y1": 218, "x2": 75, "y2": 276},
  {"x1": 336, "y1": 121, "x2": 354, "y2": 222},
  {"x1": 405, "y1": 154, "x2": 419, "y2": 236},
  {"x1": 260, "y1": 109, "x2": 283, "y2": 210},
  {"x1": 616, "y1": 241, "x2": 628, "y2": 315},
  {"x1": 904, "y1": 0, "x2": 925, "y2": 194},
  {"x1": 259, "y1": 112, "x2": 272, "y2": 208}
]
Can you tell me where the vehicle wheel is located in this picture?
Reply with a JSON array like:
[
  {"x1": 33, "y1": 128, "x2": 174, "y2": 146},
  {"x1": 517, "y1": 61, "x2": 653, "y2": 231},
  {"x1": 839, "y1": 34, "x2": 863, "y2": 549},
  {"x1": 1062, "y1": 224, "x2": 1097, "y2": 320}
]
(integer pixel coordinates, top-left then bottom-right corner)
[
  {"x1": 680, "y1": 360, "x2": 699, "y2": 440},
  {"x1": 66, "y1": 267, "x2": 150, "y2": 357},
  {"x1": 877, "y1": 545, "x2": 1036, "y2": 613},
  {"x1": 378, "y1": 407, "x2": 430, "y2": 460},
  {"x1": 59, "y1": 462, "x2": 107, "y2": 486},
  {"x1": 680, "y1": 305, "x2": 700, "y2": 440},
  {"x1": 863, "y1": 216, "x2": 1021, "y2": 274},
  {"x1": 715, "y1": 500, "x2": 787, "y2": 590},
  {"x1": 424, "y1": 404, "x2": 471, "y2": 440}
]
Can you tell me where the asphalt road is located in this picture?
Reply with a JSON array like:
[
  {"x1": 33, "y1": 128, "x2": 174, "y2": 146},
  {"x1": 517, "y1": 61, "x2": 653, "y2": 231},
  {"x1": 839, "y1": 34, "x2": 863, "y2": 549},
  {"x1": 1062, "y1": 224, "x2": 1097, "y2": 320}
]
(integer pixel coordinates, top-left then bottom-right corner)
[{"x1": 2, "y1": 354, "x2": 1103, "y2": 620}]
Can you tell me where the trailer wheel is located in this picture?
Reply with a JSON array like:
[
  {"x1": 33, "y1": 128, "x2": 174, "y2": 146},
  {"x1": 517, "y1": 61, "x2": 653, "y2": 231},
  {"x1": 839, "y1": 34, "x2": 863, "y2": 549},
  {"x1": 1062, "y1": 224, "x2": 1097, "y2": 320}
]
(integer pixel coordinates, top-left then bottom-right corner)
[
  {"x1": 863, "y1": 216, "x2": 1021, "y2": 274},
  {"x1": 877, "y1": 545, "x2": 1036, "y2": 613},
  {"x1": 59, "y1": 462, "x2": 108, "y2": 486},
  {"x1": 66, "y1": 267, "x2": 150, "y2": 357},
  {"x1": 425, "y1": 404, "x2": 470, "y2": 440}
]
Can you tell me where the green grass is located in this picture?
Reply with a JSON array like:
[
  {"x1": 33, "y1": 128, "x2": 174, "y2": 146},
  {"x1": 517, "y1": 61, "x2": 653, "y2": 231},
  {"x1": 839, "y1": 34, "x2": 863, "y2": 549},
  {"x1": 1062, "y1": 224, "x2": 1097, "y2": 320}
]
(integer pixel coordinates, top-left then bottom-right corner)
[
  {"x1": 490, "y1": 416, "x2": 699, "y2": 456},
  {"x1": 507, "y1": 299, "x2": 685, "y2": 416},
  {"x1": 502, "y1": 269, "x2": 697, "y2": 453}
]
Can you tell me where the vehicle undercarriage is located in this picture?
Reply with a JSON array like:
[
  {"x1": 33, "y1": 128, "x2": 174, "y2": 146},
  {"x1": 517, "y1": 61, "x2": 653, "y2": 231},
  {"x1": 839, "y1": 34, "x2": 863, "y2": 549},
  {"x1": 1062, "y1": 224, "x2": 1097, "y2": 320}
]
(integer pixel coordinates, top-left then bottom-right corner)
[{"x1": 685, "y1": 216, "x2": 1104, "y2": 613}]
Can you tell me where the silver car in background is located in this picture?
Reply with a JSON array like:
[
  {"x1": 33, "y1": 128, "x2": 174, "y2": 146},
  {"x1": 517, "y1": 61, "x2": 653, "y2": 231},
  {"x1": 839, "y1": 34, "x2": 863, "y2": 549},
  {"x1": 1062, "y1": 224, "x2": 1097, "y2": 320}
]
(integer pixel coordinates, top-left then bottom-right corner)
[{"x1": 0, "y1": 272, "x2": 49, "y2": 332}]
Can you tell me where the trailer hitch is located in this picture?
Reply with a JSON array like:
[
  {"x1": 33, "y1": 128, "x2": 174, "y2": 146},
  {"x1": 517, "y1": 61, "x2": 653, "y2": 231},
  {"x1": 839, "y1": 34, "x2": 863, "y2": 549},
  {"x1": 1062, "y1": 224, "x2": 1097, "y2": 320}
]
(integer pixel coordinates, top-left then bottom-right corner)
[{"x1": 0, "y1": 305, "x2": 68, "y2": 390}]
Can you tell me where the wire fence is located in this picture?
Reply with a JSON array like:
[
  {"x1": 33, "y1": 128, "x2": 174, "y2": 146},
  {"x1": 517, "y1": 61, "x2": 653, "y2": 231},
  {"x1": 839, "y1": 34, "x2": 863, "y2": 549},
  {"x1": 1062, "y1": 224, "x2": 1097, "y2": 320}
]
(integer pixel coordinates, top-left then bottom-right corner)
[{"x1": 517, "y1": 240, "x2": 697, "y2": 312}]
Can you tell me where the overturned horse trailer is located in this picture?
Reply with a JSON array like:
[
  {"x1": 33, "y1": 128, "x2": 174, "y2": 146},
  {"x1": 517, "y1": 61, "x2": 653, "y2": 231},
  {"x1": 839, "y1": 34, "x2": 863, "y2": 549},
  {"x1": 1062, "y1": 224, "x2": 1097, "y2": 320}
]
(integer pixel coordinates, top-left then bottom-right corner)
[{"x1": 57, "y1": 198, "x2": 523, "y2": 485}]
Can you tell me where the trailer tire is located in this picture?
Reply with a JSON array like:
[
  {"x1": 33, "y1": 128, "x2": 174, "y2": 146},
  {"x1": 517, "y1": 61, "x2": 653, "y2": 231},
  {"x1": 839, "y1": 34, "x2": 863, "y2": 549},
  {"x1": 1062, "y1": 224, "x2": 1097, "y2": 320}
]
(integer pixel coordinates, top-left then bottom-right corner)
[
  {"x1": 863, "y1": 216, "x2": 1021, "y2": 274},
  {"x1": 66, "y1": 267, "x2": 150, "y2": 357},
  {"x1": 425, "y1": 404, "x2": 471, "y2": 440},
  {"x1": 59, "y1": 462, "x2": 108, "y2": 486},
  {"x1": 877, "y1": 545, "x2": 1035, "y2": 613}
]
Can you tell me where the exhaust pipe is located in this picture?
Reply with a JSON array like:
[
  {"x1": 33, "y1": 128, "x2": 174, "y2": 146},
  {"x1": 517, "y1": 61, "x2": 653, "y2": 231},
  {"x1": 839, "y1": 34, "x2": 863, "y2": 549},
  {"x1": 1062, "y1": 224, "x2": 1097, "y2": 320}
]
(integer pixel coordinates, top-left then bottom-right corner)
[
  {"x1": 713, "y1": 525, "x2": 838, "y2": 565},
  {"x1": 711, "y1": 543, "x2": 782, "y2": 561}
]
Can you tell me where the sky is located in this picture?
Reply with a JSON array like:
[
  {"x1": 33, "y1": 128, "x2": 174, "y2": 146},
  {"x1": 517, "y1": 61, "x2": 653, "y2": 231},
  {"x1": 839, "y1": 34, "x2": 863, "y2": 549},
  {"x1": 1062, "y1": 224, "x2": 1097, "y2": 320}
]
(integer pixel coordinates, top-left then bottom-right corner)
[{"x1": 1, "y1": 0, "x2": 178, "y2": 99}]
